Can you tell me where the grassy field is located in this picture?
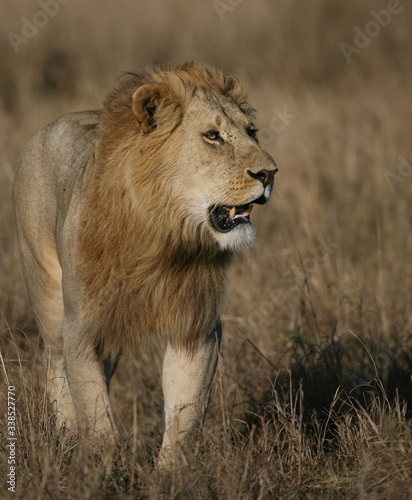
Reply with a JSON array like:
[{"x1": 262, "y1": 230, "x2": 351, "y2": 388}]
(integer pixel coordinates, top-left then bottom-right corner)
[{"x1": 1, "y1": 0, "x2": 411, "y2": 498}]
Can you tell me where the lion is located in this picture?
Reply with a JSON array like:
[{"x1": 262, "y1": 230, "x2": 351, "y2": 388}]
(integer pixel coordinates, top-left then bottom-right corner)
[{"x1": 13, "y1": 61, "x2": 277, "y2": 465}]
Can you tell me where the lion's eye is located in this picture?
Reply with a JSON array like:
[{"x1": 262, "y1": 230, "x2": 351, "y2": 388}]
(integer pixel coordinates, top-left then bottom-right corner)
[
  {"x1": 205, "y1": 131, "x2": 220, "y2": 141},
  {"x1": 247, "y1": 127, "x2": 258, "y2": 142}
]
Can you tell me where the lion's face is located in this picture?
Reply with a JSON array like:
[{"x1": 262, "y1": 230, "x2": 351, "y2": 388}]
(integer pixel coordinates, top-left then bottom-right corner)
[
  {"x1": 171, "y1": 91, "x2": 278, "y2": 251},
  {"x1": 127, "y1": 77, "x2": 277, "y2": 254}
]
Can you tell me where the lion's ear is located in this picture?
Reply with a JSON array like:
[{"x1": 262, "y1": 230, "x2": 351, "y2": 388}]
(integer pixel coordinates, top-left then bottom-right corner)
[{"x1": 132, "y1": 83, "x2": 170, "y2": 133}]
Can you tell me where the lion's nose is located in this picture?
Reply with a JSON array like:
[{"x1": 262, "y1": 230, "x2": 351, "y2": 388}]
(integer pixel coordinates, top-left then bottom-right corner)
[{"x1": 247, "y1": 168, "x2": 278, "y2": 187}]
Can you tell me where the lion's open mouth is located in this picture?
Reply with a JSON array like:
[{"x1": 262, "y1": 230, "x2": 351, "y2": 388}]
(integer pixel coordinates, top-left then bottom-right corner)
[{"x1": 209, "y1": 195, "x2": 267, "y2": 233}]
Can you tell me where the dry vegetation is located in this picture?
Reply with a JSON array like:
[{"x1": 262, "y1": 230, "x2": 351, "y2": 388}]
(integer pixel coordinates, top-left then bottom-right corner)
[{"x1": 1, "y1": 0, "x2": 411, "y2": 498}]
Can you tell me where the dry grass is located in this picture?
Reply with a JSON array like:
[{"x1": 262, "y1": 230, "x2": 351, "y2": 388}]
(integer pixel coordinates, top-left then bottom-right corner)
[{"x1": 1, "y1": 0, "x2": 411, "y2": 498}]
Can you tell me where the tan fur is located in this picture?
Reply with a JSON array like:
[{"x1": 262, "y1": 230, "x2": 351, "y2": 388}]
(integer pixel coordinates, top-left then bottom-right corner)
[{"x1": 13, "y1": 62, "x2": 277, "y2": 463}]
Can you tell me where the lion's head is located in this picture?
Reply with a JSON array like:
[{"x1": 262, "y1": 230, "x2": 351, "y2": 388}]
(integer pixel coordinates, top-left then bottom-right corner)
[{"x1": 97, "y1": 61, "x2": 277, "y2": 255}]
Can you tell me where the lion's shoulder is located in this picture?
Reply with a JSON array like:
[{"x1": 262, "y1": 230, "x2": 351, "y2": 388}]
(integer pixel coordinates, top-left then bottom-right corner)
[
  {"x1": 48, "y1": 109, "x2": 102, "y2": 146},
  {"x1": 45, "y1": 109, "x2": 101, "y2": 175}
]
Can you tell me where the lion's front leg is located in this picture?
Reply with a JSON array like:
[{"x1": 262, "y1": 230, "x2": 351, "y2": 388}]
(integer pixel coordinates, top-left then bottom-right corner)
[
  {"x1": 159, "y1": 320, "x2": 222, "y2": 468},
  {"x1": 63, "y1": 318, "x2": 118, "y2": 441}
]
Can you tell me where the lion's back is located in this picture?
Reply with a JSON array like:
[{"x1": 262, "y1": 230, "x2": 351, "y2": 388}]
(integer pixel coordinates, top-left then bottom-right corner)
[{"x1": 13, "y1": 109, "x2": 101, "y2": 260}]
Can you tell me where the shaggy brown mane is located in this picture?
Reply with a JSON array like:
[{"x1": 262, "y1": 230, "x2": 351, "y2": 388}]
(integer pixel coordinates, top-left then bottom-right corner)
[{"x1": 78, "y1": 62, "x2": 253, "y2": 357}]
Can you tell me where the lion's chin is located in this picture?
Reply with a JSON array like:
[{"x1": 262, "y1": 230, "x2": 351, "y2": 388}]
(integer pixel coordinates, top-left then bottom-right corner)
[{"x1": 211, "y1": 223, "x2": 256, "y2": 252}]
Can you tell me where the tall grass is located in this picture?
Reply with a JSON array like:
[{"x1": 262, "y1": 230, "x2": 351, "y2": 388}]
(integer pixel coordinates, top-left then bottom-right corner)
[{"x1": 1, "y1": 0, "x2": 411, "y2": 497}]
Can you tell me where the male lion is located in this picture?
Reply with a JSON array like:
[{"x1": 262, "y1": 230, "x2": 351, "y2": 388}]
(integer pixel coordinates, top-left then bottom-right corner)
[{"x1": 13, "y1": 62, "x2": 277, "y2": 465}]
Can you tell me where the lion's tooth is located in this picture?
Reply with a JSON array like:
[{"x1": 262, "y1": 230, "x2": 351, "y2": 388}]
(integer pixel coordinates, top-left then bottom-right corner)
[
  {"x1": 230, "y1": 207, "x2": 236, "y2": 219},
  {"x1": 243, "y1": 205, "x2": 253, "y2": 217}
]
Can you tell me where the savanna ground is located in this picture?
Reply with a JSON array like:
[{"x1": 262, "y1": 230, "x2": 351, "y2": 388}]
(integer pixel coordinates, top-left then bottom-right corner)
[{"x1": 0, "y1": 1, "x2": 411, "y2": 498}]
